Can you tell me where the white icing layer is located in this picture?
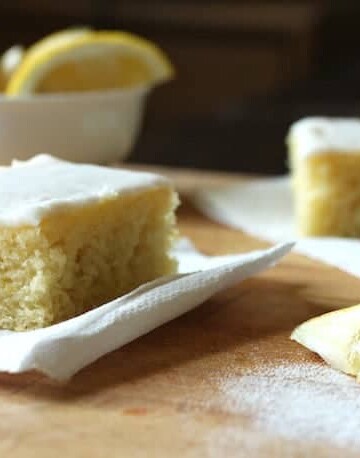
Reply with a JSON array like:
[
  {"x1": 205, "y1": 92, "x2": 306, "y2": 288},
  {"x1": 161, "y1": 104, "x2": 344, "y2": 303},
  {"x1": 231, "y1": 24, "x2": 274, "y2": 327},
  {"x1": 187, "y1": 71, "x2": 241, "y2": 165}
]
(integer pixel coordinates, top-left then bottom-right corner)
[
  {"x1": 0, "y1": 154, "x2": 169, "y2": 226},
  {"x1": 288, "y1": 117, "x2": 360, "y2": 159}
]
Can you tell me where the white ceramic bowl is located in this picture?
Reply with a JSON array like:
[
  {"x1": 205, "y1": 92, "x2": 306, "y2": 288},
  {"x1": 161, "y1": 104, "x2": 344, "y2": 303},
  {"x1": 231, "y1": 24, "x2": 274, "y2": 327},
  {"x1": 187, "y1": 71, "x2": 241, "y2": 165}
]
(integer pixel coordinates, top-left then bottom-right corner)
[{"x1": 0, "y1": 85, "x2": 150, "y2": 164}]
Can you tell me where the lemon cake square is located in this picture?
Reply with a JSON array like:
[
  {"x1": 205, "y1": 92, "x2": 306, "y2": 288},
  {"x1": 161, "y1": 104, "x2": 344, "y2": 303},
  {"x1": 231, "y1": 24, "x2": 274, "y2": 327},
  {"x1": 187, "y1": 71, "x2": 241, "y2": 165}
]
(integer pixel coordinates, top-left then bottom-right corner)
[
  {"x1": 0, "y1": 155, "x2": 178, "y2": 331},
  {"x1": 287, "y1": 117, "x2": 360, "y2": 237}
]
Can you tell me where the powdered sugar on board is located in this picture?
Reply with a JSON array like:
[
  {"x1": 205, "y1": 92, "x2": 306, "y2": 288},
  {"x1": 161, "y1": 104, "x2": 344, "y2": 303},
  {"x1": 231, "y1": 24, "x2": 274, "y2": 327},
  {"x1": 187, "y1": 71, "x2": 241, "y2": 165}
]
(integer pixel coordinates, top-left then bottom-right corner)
[{"x1": 217, "y1": 359, "x2": 360, "y2": 451}]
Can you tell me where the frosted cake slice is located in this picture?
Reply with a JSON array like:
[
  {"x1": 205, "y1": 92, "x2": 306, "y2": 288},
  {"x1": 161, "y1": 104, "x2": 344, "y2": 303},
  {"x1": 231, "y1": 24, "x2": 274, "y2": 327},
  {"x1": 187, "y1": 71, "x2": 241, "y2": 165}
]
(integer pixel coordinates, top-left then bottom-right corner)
[
  {"x1": 0, "y1": 155, "x2": 178, "y2": 331},
  {"x1": 287, "y1": 117, "x2": 360, "y2": 237}
]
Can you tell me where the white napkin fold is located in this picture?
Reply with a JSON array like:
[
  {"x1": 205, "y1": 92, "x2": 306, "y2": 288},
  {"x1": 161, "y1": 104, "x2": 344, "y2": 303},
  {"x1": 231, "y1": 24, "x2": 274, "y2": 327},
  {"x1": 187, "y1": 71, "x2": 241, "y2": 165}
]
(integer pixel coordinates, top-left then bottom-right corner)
[
  {"x1": 192, "y1": 177, "x2": 360, "y2": 278},
  {"x1": 0, "y1": 239, "x2": 293, "y2": 381}
]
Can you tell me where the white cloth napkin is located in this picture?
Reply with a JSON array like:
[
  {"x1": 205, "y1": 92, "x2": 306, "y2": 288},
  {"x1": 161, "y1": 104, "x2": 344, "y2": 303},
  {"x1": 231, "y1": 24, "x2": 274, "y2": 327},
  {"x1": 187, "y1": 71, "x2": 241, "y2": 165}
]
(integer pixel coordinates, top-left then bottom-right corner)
[
  {"x1": 0, "y1": 239, "x2": 293, "y2": 381},
  {"x1": 192, "y1": 177, "x2": 360, "y2": 278}
]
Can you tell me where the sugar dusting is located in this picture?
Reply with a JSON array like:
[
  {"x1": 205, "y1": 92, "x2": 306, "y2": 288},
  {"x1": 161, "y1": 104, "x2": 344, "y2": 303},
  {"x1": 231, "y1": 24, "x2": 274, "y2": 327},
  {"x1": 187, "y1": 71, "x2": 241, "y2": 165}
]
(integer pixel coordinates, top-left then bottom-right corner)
[{"x1": 218, "y1": 360, "x2": 360, "y2": 450}]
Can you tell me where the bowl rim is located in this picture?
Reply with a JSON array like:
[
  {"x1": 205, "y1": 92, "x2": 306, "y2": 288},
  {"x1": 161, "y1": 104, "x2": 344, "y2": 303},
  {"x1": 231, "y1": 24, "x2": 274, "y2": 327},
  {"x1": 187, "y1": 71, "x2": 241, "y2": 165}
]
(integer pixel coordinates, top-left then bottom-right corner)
[{"x1": 0, "y1": 83, "x2": 152, "y2": 104}]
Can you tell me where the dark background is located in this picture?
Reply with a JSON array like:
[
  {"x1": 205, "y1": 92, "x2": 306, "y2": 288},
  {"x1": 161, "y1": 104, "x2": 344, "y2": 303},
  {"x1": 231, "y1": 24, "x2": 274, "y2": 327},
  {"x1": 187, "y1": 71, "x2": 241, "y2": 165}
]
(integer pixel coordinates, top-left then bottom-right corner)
[{"x1": 1, "y1": 1, "x2": 360, "y2": 174}]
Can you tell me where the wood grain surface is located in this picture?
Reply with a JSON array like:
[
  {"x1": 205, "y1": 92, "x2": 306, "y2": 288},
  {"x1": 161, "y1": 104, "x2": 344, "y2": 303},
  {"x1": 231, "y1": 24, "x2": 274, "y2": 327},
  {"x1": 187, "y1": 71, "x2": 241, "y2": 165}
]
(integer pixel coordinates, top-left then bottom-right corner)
[{"x1": 1, "y1": 167, "x2": 360, "y2": 457}]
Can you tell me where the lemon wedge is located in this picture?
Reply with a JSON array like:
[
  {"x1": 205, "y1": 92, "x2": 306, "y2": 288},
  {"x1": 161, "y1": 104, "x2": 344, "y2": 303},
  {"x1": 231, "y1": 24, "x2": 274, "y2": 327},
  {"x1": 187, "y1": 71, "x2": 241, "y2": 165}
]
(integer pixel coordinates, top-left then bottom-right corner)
[
  {"x1": 291, "y1": 305, "x2": 360, "y2": 379},
  {"x1": 6, "y1": 30, "x2": 174, "y2": 95}
]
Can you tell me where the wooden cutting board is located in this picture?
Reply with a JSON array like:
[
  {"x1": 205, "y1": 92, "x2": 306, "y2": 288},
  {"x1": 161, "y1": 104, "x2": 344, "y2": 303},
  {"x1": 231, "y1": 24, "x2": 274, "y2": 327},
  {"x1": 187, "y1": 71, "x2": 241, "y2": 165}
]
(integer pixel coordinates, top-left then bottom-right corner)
[{"x1": 1, "y1": 167, "x2": 360, "y2": 458}]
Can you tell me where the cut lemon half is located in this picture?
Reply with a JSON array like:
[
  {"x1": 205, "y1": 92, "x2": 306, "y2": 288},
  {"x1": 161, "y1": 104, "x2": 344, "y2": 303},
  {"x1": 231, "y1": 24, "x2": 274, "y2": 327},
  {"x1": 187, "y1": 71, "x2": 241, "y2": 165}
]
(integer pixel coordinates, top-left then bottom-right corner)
[{"x1": 6, "y1": 30, "x2": 174, "y2": 95}]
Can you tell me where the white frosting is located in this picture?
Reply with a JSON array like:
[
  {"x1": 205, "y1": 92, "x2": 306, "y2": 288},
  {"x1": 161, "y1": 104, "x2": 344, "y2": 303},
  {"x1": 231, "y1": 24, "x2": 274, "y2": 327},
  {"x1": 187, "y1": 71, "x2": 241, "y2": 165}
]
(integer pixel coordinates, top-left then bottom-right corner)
[
  {"x1": 0, "y1": 154, "x2": 169, "y2": 226},
  {"x1": 288, "y1": 117, "x2": 360, "y2": 159}
]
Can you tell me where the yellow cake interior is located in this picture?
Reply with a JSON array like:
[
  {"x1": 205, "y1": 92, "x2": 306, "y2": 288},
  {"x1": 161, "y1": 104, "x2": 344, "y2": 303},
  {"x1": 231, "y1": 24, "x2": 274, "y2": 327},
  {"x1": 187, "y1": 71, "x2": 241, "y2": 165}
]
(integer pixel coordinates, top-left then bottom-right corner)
[
  {"x1": 0, "y1": 186, "x2": 178, "y2": 331},
  {"x1": 289, "y1": 149, "x2": 360, "y2": 237}
]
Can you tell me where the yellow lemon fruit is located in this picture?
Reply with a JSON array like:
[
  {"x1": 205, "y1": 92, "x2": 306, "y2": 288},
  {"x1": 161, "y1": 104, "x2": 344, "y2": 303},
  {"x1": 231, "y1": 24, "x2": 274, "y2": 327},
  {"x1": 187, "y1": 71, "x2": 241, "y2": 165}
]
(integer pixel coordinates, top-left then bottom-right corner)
[{"x1": 6, "y1": 30, "x2": 174, "y2": 95}]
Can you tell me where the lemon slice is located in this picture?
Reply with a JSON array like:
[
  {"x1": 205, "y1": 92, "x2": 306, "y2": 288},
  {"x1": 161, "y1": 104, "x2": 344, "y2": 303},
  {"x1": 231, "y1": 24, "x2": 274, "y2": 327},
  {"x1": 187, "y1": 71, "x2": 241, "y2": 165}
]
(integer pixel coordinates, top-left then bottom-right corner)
[
  {"x1": 6, "y1": 31, "x2": 174, "y2": 95},
  {"x1": 291, "y1": 305, "x2": 360, "y2": 378}
]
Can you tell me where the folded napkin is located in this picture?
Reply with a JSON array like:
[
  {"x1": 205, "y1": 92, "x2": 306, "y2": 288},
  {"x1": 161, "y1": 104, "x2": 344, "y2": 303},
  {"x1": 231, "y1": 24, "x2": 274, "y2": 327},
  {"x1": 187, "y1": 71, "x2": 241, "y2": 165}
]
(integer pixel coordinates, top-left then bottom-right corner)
[
  {"x1": 0, "y1": 239, "x2": 292, "y2": 381},
  {"x1": 192, "y1": 177, "x2": 360, "y2": 278}
]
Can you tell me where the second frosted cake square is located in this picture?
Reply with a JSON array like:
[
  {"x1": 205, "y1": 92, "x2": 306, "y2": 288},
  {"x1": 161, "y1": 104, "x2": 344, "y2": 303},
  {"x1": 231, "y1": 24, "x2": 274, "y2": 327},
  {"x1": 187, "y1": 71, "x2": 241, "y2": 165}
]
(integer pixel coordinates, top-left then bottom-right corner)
[{"x1": 288, "y1": 117, "x2": 360, "y2": 237}]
